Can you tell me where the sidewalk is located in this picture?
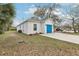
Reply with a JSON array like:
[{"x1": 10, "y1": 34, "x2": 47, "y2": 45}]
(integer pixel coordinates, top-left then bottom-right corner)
[{"x1": 40, "y1": 33, "x2": 79, "y2": 44}]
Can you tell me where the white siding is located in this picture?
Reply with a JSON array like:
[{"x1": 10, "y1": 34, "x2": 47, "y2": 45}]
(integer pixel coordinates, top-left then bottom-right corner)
[
  {"x1": 23, "y1": 22, "x2": 28, "y2": 34},
  {"x1": 16, "y1": 18, "x2": 54, "y2": 34},
  {"x1": 16, "y1": 26, "x2": 21, "y2": 31},
  {"x1": 16, "y1": 22, "x2": 28, "y2": 34},
  {"x1": 27, "y1": 22, "x2": 41, "y2": 34},
  {"x1": 40, "y1": 22, "x2": 44, "y2": 33},
  {"x1": 19, "y1": 22, "x2": 28, "y2": 34}
]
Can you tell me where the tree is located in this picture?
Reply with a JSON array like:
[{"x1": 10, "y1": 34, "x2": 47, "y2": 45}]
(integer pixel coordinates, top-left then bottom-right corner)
[
  {"x1": 0, "y1": 3, "x2": 15, "y2": 34},
  {"x1": 34, "y1": 3, "x2": 60, "y2": 28},
  {"x1": 75, "y1": 18, "x2": 79, "y2": 32},
  {"x1": 68, "y1": 4, "x2": 79, "y2": 33},
  {"x1": 34, "y1": 8, "x2": 46, "y2": 18},
  {"x1": 34, "y1": 4, "x2": 60, "y2": 18},
  {"x1": 72, "y1": 18, "x2": 76, "y2": 33}
]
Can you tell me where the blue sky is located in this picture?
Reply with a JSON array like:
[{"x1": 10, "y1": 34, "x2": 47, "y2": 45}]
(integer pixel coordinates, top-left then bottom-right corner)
[
  {"x1": 12, "y1": 3, "x2": 74, "y2": 27},
  {"x1": 14, "y1": 3, "x2": 35, "y2": 19},
  {"x1": 13, "y1": 3, "x2": 38, "y2": 26}
]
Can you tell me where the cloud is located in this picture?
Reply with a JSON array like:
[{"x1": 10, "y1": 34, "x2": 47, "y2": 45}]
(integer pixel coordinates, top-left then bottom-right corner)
[
  {"x1": 24, "y1": 7, "x2": 37, "y2": 14},
  {"x1": 46, "y1": 8, "x2": 66, "y2": 18},
  {"x1": 31, "y1": 5, "x2": 35, "y2": 7},
  {"x1": 55, "y1": 9, "x2": 60, "y2": 12},
  {"x1": 54, "y1": 11, "x2": 62, "y2": 15},
  {"x1": 12, "y1": 5, "x2": 37, "y2": 27},
  {"x1": 72, "y1": 5, "x2": 78, "y2": 8},
  {"x1": 72, "y1": 4, "x2": 79, "y2": 8},
  {"x1": 53, "y1": 8, "x2": 64, "y2": 17},
  {"x1": 24, "y1": 4, "x2": 37, "y2": 14},
  {"x1": 12, "y1": 19, "x2": 23, "y2": 27}
]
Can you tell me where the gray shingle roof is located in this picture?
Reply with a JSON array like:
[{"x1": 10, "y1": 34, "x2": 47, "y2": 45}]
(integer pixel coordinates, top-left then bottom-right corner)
[{"x1": 16, "y1": 17, "x2": 44, "y2": 27}]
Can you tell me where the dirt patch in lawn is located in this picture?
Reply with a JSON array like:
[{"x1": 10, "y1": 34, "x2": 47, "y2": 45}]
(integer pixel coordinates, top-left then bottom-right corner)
[{"x1": 0, "y1": 31, "x2": 79, "y2": 56}]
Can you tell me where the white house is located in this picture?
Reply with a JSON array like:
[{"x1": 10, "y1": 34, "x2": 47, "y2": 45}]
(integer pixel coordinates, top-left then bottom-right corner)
[{"x1": 16, "y1": 17, "x2": 54, "y2": 35}]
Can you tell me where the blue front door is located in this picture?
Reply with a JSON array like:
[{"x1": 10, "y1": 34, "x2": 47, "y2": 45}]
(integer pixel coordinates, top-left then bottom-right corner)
[{"x1": 46, "y1": 25, "x2": 52, "y2": 33}]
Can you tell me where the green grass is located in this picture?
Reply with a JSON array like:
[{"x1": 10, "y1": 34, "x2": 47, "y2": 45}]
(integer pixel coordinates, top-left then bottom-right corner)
[{"x1": 0, "y1": 31, "x2": 79, "y2": 56}]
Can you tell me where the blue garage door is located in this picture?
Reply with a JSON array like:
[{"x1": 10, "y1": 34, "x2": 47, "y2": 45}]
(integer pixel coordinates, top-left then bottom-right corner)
[{"x1": 46, "y1": 24, "x2": 52, "y2": 33}]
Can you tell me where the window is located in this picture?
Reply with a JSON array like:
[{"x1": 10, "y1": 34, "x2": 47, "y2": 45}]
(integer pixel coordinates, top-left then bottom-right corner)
[{"x1": 33, "y1": 24, "x2": 37, "y2": 31}]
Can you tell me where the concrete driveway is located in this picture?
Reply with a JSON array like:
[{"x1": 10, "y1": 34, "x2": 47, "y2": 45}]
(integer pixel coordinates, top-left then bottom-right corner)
[{"x1": 40, "y1": 33, "x2": 79, "y2": 44}]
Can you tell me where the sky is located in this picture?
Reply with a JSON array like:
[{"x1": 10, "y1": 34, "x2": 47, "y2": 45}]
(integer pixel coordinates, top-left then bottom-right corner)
[
  {"x1": 13, "y1": 3, "x2": 37, "y2": 26},
  {"x1": 12, "y1": 3, "x2": 76, "y2": 27}
]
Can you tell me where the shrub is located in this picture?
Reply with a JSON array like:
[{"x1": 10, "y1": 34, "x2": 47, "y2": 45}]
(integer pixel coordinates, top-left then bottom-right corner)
[
  {"x1": 9, "y1": 27, "x2": 16, "y2": 31},
  {"x1": 0, "y1": 30, "x2": 4, "y2": 34},
  {"x1": 39, "y1": 32, "x2": 43, "y2": 34},
  {"x1": 18, "y1": 30, "x2": 22, "y2": 33},
  {"x1": 29, "y1": 34, "x2": 33, "y2": 36}
]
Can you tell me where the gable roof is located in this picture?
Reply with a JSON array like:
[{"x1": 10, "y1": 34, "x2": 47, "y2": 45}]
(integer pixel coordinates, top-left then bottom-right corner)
[
  {"x1": 16, "y1": 17, "x2": 43, "y2": 27},
  {"x1": 16, "y1": 17, "x2": 54, "y2": 27},
  {"x1": 26, "y1": 17, "x2": 41, "y2": 22}
]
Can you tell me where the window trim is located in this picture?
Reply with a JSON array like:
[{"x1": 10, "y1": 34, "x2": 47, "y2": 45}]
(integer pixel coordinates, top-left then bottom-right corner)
[{"x1": 33, "y1": 24, "x2": 37, "y2": 31}]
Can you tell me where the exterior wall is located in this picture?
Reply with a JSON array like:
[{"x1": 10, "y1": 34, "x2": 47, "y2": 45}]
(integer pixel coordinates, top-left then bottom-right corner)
[
  {"x1": 20, "y1": 24, "x2": 23, "y2": 32},
  {"x1": 43, "y1": 18, "x2": 54, "y2": 33},
  {"x1": 16, "y1": 26, "x2": 21, "y2": 31},
  {"x1": 16, "y1": 18, "x2": 54, "y2": 34},
  {"x1": 16, "y1": 22, "x2": 28, "y2": 34},
  {"x1": 40, "y1": 22, "x2": 44, "y2": 33},
  {"x1": 27, "y1": 21, "x2": 41, "y2": 34},
  {"x1": 22, "y1": 22, "x2": 28, "y2": 34}
]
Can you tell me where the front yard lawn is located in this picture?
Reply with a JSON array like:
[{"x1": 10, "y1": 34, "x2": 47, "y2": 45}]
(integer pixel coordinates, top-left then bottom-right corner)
[{"x1": 0, "y1": 31, "x2": 79, "y2": 56}]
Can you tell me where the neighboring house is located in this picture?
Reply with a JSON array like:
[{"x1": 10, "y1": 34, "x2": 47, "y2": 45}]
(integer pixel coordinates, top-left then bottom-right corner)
[{"x1": 16, "y1": 17, "x2": 54, "y2": 34}]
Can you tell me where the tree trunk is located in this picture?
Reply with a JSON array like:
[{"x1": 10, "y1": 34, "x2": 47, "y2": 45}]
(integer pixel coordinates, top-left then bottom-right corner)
[
  {"x1": 72, "y1": 18, "x2": 77, "y2": 33},
  {"x1": 78, "y1": 24, "x2": 79, "y2": 32}
]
